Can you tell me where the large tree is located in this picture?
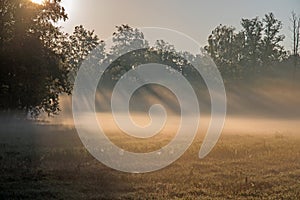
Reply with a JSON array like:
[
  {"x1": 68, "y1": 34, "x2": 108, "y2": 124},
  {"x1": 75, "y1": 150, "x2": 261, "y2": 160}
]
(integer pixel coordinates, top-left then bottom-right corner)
[{"x1": 0, "y1": 0, "x2": 98, "y2": 117}]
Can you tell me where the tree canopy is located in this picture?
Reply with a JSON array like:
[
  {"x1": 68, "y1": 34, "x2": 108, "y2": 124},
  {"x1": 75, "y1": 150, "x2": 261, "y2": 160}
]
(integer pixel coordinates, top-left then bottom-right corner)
[
  {"x1": 204, "y1": 13, "x2": 287, "y2": 79},
  {"x1": 0, "y1": 0, "x2": 98, "y2": 116},
  {"x1": 0, "y1": 1, "x2": 298, "y2": 117}
]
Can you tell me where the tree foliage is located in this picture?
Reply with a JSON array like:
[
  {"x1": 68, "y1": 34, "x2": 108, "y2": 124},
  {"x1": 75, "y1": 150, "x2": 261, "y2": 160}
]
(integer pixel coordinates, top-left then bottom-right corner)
[
  {"x1": 0, "y1": 0, "x2": 98, "y2": 116},
  {"x1": 205, "y1": 12, "x2": 286, "y2": 78},
  {"x1": 0, "y1": 3, "x2": 297, "y2": 118},
  {"x1": 205, "y1": 25, "x2": 243, "y2": 77}
]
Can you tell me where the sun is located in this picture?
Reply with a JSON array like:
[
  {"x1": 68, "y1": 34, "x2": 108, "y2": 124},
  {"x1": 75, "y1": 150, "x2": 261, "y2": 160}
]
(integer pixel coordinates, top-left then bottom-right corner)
[{"x1": 31, "y1": 0, "x2": 44, "y2": 5}]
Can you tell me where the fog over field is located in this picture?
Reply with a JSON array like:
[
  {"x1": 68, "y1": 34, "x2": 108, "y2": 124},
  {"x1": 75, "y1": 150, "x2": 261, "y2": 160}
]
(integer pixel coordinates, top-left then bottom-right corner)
[
  {"x1": 1, "y1": 74, "x2": 299, "y2": 199},
  {"x1": 1, "y1": 0, "x2": 300, "y2": 198},
  {"x1": 46, "y1": 73, "x2": 300, "y2": 135}
]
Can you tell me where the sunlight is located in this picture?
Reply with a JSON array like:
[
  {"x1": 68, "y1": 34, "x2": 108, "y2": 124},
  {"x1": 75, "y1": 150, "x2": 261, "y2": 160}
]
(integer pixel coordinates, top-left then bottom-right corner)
[{"x1": 31, "y1": 0, "x2": 44, "y2": 5}]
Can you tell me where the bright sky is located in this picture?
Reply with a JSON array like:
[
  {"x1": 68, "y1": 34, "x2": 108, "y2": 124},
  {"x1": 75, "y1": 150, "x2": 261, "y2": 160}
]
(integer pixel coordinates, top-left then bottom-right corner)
[{"x1": 59, "y1": 0, "x2": 300, "y2": 50}]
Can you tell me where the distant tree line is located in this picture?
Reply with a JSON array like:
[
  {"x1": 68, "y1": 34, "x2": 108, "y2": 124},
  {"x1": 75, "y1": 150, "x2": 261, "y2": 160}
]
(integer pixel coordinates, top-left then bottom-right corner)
[
  {"x1": 204, "y1": 12, "x2": 300, "y2": 79},
  {"x1": 0, "y1": 1, "x2": 299, "y2": 117}
]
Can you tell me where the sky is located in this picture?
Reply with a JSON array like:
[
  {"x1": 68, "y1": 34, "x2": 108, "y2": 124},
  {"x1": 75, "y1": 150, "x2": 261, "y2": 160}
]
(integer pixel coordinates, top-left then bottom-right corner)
[{"x1": 59, "y1": 0, "x2": 300, "y2": 50}]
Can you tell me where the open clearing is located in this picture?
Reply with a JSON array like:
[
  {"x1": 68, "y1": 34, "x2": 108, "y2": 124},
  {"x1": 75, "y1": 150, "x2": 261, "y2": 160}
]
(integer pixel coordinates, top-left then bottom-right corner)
[{"x1": 0, "y1": 115, "x2": 299, "y2": 199}]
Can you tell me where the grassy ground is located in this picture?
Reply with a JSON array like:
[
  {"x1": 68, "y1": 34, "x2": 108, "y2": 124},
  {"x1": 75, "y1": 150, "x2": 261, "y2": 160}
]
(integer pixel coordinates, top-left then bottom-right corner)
[{"x1": 0, "y1": 120, "x2": 300, "y2": 199}]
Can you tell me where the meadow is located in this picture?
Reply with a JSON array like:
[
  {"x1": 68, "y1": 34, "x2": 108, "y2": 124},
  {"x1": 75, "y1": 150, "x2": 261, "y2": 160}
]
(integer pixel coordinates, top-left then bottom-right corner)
[{"x1": 0, "y1": 115, "x2": 299, "y2": 199}]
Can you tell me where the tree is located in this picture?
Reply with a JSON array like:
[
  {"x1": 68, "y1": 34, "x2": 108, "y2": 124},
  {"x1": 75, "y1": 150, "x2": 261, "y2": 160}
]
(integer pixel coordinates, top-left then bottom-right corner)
[
  {"x1": 105, "y1": 25, "x2": 149, "y2": 80},
  {"x1": 0, "y1": 0, "x2": 97, "y2": 117},
  {"x1": 204, "y1": 25, "x2": 244, "y2": 78},
  {"x1": 261, "y1": 13, "x2": 285, "y2": 65},
  {"x1": 110, "y1": 24, "x2": 149, "y2": 56},
  {"x1": 240, "y1": 17, "x2": 263, "y2": 70},
  {"x1": 205, "y1": 13, "x2": 287, "y2": 78},
  {"x1": 290, "y1": 11, "x2": 300, "y2": 67},
  {"x1": 62, "y1": 25, "x2": 100, "y2": 83}
]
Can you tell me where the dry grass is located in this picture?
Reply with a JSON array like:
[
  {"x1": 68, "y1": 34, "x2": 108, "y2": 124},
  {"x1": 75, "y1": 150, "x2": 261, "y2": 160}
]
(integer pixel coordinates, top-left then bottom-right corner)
[{"x1": 0, "y1": 116, "x2": 300, "y2": 199}]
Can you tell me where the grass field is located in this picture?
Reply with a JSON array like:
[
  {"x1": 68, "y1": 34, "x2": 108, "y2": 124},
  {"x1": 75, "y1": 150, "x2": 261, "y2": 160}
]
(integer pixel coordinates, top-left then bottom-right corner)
[{"x1": 0, "y1": 116, "x2": 299, "y2": 199}]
